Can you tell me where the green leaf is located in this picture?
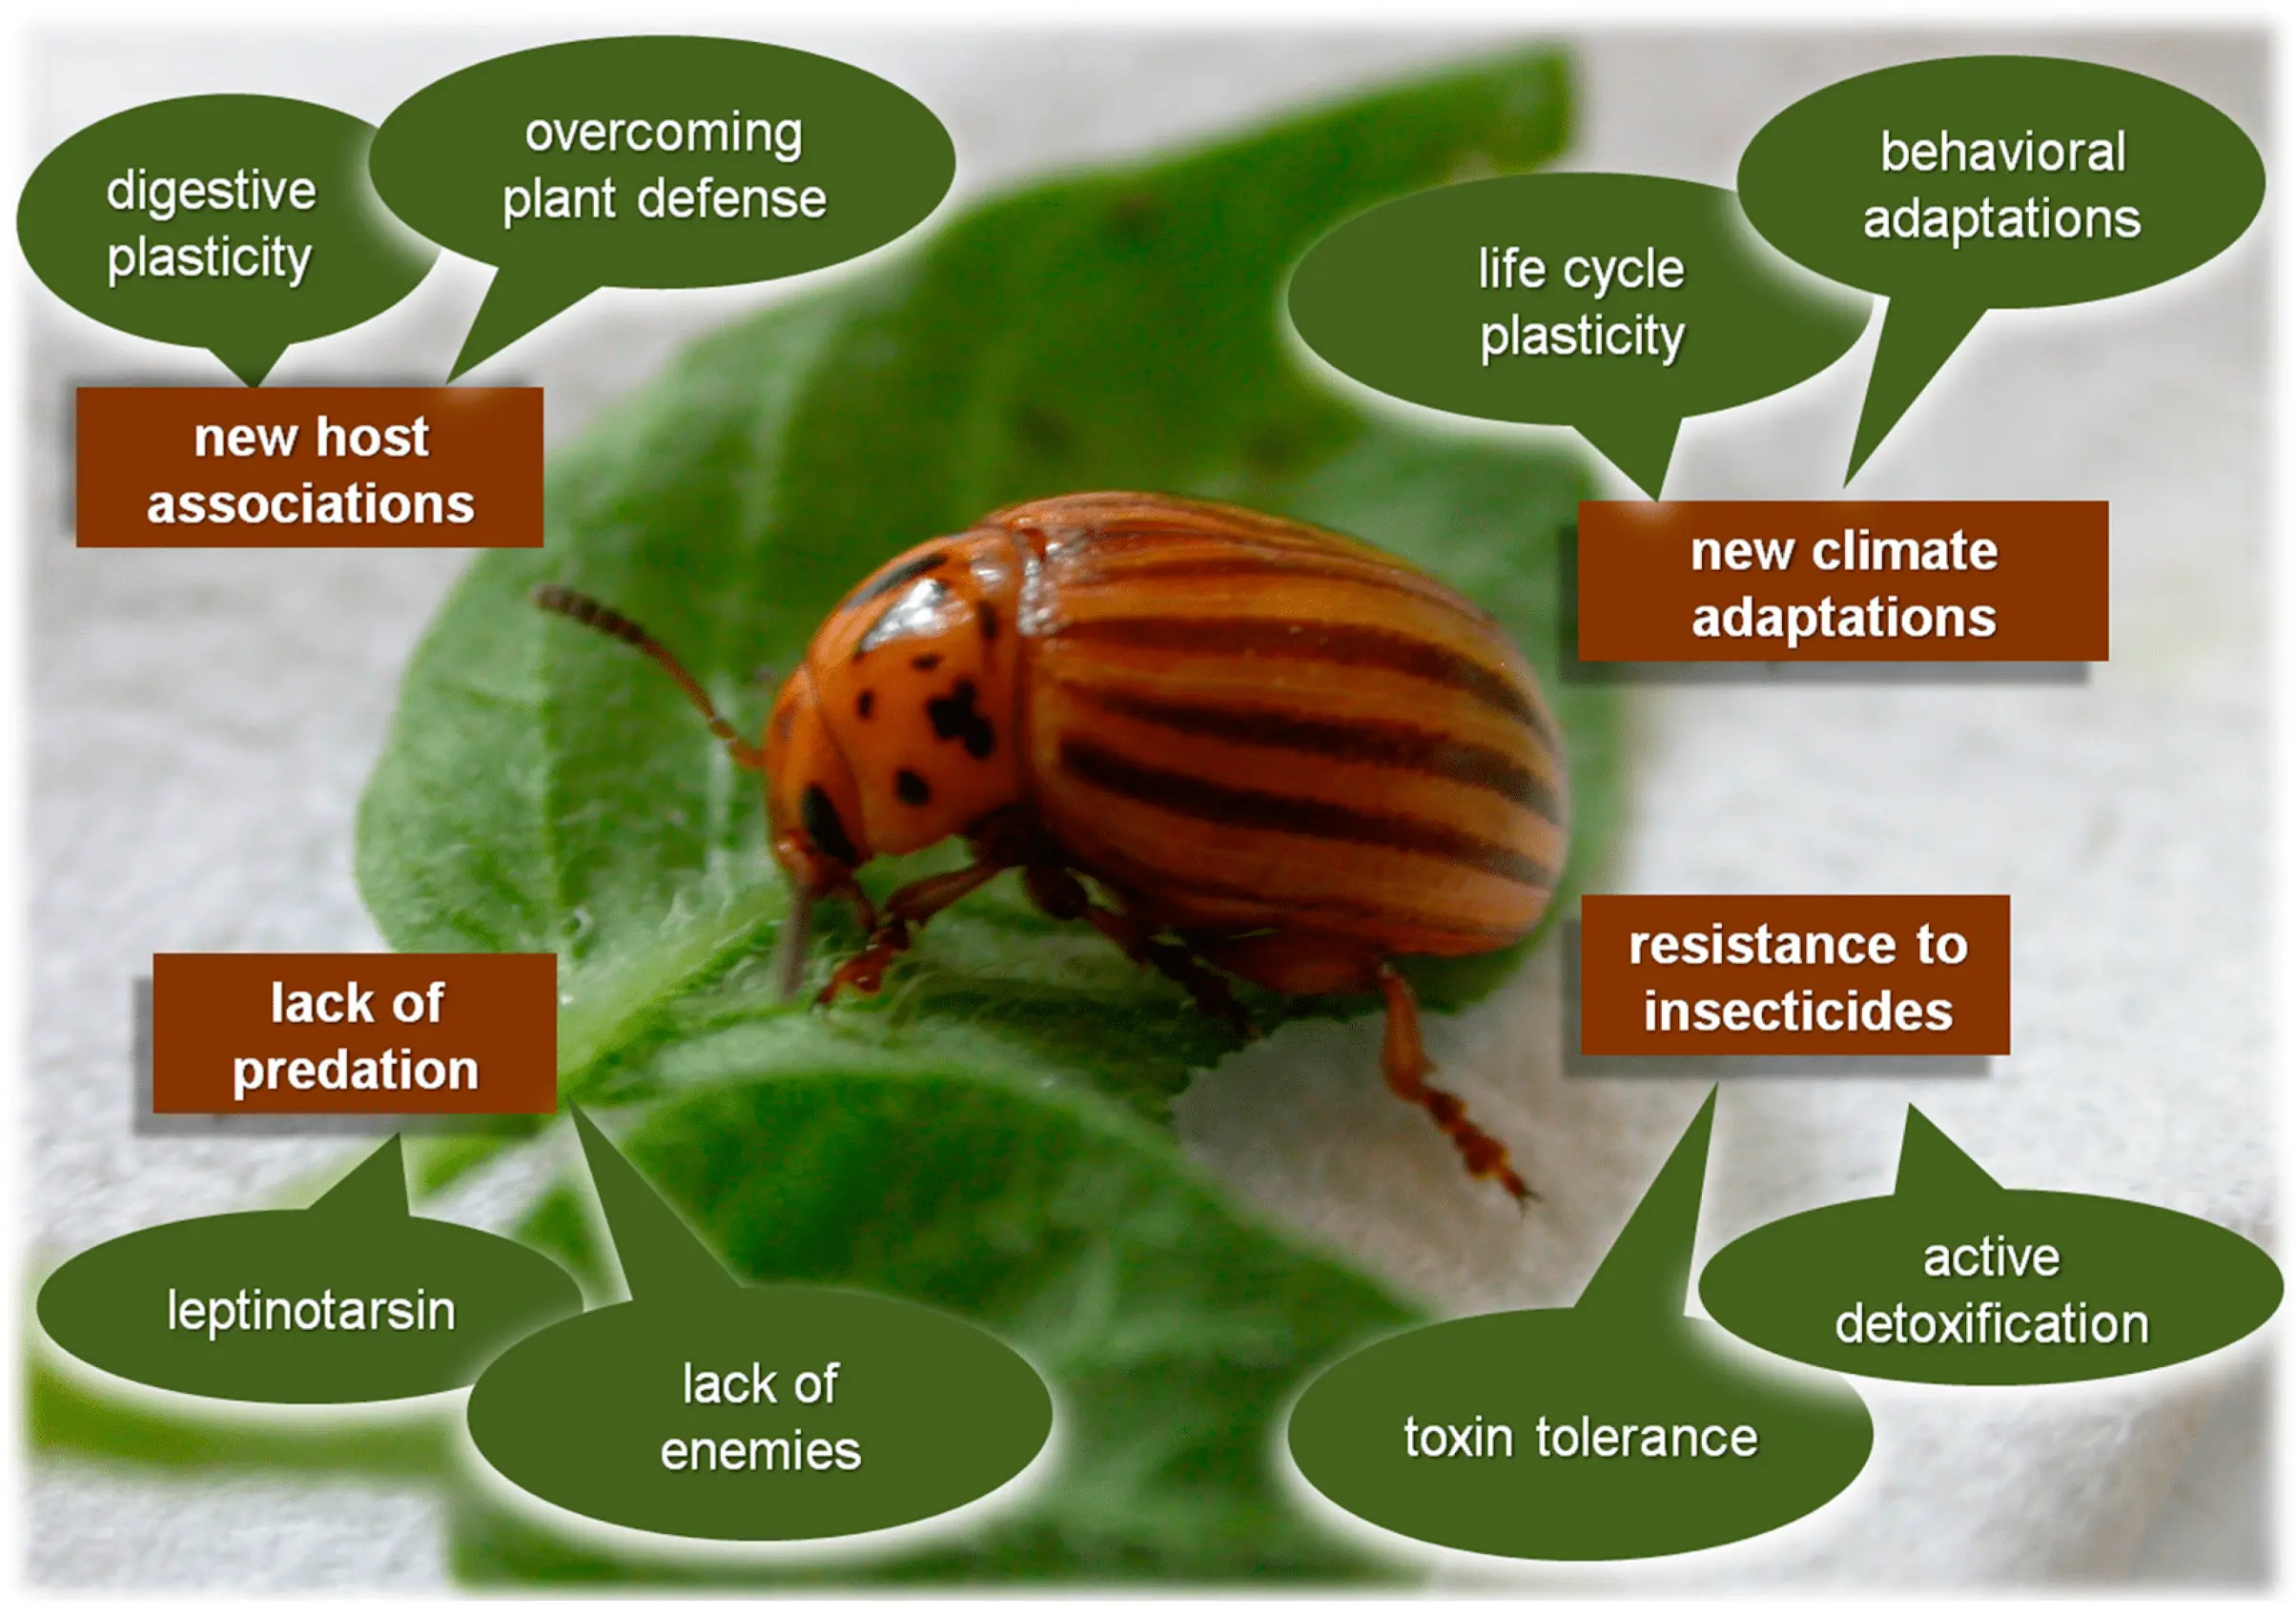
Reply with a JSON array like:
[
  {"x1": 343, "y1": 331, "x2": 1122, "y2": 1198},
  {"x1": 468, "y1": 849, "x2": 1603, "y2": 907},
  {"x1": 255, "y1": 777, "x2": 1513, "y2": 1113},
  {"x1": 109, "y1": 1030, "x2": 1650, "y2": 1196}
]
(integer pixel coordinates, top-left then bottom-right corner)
[
  {"x1": 50, "y1": 50, "x2": 1617, "y2": 1586},
  {"x1": 456, "y1": 1078, "x2": 1418, "y2": 1582},
  {"x1": 30, "y1": 1355, "x2": 458, "y2": 1476}
]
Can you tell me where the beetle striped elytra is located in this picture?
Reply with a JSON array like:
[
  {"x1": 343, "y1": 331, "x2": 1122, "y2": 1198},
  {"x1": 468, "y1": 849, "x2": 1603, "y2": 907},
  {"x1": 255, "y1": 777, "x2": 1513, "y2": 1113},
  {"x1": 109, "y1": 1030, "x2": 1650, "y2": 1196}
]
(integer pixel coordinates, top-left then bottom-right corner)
[{"x1": 536, "y1": 492, "x2": 1568, "y2": 1200}]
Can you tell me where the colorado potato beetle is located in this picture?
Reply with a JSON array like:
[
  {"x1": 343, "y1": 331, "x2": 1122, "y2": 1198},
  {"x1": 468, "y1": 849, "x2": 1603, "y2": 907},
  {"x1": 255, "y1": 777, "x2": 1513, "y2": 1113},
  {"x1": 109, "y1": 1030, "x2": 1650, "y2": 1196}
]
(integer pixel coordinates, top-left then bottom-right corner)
[{"x1": 536, "y1": 492, "x2": 1568, "y2": 1200}]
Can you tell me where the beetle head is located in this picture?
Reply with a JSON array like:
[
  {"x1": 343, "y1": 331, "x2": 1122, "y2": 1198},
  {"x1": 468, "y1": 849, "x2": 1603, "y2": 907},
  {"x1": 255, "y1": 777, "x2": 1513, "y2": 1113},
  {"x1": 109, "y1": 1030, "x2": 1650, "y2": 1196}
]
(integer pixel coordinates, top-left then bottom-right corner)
[
  {"x1": 764, "y1": 665, "x2": 871, "y2": 993},
  {"x1": 765, "y1": 662, "x2": 871, "y2": 884}
]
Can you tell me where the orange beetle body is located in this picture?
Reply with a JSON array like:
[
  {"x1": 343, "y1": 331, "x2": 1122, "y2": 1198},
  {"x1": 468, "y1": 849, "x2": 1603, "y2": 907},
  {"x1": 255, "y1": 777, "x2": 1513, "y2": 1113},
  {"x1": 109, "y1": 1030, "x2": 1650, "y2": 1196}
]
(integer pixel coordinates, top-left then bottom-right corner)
[{"x1": 550, "y1": 493, "x2": 1568, "y2": 1200}]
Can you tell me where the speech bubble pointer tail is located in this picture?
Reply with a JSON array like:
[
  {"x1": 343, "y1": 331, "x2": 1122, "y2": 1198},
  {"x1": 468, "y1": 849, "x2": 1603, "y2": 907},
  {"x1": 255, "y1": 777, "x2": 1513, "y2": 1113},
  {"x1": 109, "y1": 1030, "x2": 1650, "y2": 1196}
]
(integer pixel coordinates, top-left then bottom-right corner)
[
  {"x1": 1575, "y1": 1086, "x2": 1718, "y2": 1321},
  {"x1": 1573, "y1": 413, "x2": 1680, "y2": 501},
  {"x1": 571, "y1": 1106, "x2": 740, "y2": 1303},
  {"x1": 311, "y1": 1135, "x2": 410, "y2": 1218},
  {"x1": 450, "y1": 269, "x2": 595, "y2": 379},
  {"x1": 1894, "y1": 1105, "x2": 2004, "y2": 1197},
  {"x1": 214, "y1": 341, "x2": 288, "y2": 387},
  {"x1": 1847, "y1": 300, "x2": 1984, "y2": 481}
]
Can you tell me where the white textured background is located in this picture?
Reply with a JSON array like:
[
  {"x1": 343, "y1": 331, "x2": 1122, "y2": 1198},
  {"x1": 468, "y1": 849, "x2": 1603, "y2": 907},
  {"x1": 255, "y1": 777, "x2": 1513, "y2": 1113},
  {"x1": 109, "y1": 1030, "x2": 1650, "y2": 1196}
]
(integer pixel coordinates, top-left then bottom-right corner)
[{"x1": 24, "y1": 25, "x2": 2273, "y2": 1591}]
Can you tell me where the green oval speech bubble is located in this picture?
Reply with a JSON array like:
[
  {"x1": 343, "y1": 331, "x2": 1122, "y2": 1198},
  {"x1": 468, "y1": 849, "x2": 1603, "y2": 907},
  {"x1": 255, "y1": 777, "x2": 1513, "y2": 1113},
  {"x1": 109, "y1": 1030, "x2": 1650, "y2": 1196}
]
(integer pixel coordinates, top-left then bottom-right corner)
[
  {"x1": 1286, "y1": 173, "x2": 1870, "y2": 499},
  {"x1": 369, "y1": 36, "x2": 955, "y2": 379},
  {"x1": 1738, "y1": 54, "x2": 2265, "y2": 480},
  {"x1": 16, "y1": 94, "x2": 439, "y2": 384},
  {"x1": 1288, "y1": 1092, "x2": 1871, "y2": 1560},
  {"x1": 464, "y1": 1112, "x2": 1051, "y2": 1542},
  {"x1": 1700, "y1": 1107, "x2": 2282, "y2": 1385},
  {"x1": 37, "y1": 1136, "x2": 581, "y2": 1402}
]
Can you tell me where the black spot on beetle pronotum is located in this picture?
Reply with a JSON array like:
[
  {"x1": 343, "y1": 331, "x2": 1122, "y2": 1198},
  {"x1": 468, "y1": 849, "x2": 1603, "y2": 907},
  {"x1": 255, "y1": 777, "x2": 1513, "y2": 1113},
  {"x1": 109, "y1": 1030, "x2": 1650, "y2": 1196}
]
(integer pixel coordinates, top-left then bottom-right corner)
[
  {"x1": 895, "y1": 769, "x2": 932, "y2": 806},
  {"x1": 801, "y1": 784, "x2": 860, "y2": 865},
  {"x1": 856, "y1": 690, "x2": 874, "y2": 719},
  {"x1": 927, "y1": 679, "x2": 996, "y2": 759},
  {"x1": 977, "y1": 601, "x2": 999, "y2": 642},
  {"x1": 912, "y1": 652, "x2": 943, "y2": 672}
]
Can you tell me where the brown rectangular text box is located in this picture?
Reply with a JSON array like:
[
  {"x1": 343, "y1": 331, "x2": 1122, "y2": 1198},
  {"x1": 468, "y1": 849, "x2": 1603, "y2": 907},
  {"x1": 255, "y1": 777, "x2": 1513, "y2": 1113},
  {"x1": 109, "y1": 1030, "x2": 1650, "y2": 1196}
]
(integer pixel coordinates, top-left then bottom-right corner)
[
  {"x1": 153, "y1": 953, "x2": 558, "y2": 1115},
  {"x1": 1577, "y1": 501, "x2": 2107, "y2": 662},
  {"x1": 1578, "y1": 895, "x2": 2010, "y2": 1056},
  {"x1": 77, "y1": 387, "x2": 543, "y2": 547}
]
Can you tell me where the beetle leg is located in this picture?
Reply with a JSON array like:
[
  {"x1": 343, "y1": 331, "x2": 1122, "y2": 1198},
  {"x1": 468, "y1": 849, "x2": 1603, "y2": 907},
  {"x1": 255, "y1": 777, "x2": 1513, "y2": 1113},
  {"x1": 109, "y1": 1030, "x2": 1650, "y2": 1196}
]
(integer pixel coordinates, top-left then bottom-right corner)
[
  {"x1": 1022, "y1": 867, "x2": 1256, "y2": 1038},
  {"x1": 1374, "y1": 962, "x2": 1531, "y2": 1205},
  {"x1": 832, "y1": 875, "x2": 879, "y2": 938},
  {"x1": 816, "y1": 859, "x2": 1009, "y2": 1005},
  {"x1": 1194, "y1": 931, "x2": 1530, "y2": 1204}
]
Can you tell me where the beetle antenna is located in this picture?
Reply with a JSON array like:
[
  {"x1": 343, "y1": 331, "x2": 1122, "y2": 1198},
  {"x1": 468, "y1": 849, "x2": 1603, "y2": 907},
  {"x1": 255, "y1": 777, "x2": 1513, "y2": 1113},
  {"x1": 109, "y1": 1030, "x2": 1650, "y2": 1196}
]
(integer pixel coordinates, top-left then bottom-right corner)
[
  {"x1": 533, "y1": 584, "x2": 764, "y2": 770},
  {"x1": 774, "y1": 883, "x2": 816, "y2": 1001}
]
